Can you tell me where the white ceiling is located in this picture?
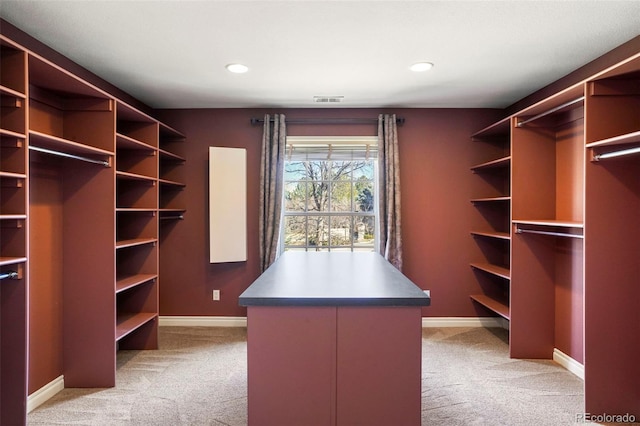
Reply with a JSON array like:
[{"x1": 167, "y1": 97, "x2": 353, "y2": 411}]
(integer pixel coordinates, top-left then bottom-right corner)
[{"x1": 1, "y1": 1, "x2": 639, "y2": 109}]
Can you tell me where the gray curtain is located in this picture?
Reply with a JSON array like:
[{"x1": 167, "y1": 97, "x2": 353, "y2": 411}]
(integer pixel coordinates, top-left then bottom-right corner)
[
  {"x1": 259, "y1": 114, "x2": 286, "y2": 272},
  {"x1": 378, "y1": 113, "x2": 403, "y2": 270}
]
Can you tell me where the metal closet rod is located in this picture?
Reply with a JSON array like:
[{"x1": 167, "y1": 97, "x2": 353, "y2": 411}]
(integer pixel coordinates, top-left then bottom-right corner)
[
  {"x1": 515, "y1": 228, "x2": 584, "y2": 239},
  {"x1": 29, "y1": 146, "x2": 111, "y2": 167},
  {"x1": 593, "y1": 145, "x2": 640, "y2": 161},
  {"x1": 250, "y1": 117, "x2": 405, "y2": 125},
  {"x1": 516, "y1": 96, "x2": 584, "y2": 127},
  {"x1": 0, "y1": 271, "x2": 19, "y2": 280},
  {"x1": 160, "y1": 215, "x2": 184, "y2": 220}
]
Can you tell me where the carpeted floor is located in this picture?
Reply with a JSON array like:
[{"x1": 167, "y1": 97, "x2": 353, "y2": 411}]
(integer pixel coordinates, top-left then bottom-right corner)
[{"x1": 28, "y1": 326, "x2": 586, "y2": 425}]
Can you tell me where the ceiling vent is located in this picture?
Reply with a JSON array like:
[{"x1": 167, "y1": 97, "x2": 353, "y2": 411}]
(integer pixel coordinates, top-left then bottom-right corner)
[{"x1": 313, "y1": 96, "x2": 344, "y2": 103}]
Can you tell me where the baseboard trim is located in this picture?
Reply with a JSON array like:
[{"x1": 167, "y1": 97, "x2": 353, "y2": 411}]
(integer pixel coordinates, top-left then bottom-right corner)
[
  {"x1": 553, "y1": 348, "x2": 584, "y2": 380},
  {"x1": 159, "y1": 315, "x2": 506, "y2": 329},
  {"x1": 422, "y1": 316, "x2": 508, "y2": 328},
  {"x1": 27, "y1": 375, "x2": 64, "y2": 413},
  {"x1": 159, "y1": 316, "x2": 248, "y2": 327}
]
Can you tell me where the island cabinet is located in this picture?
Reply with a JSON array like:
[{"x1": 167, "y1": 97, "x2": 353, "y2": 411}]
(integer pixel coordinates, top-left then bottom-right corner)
[
  {"x1": 239, "y1": 252, "x2": 430, "y2": 426},
  {"x1": 0, "y1": 28, "x2": 188, "y2": 424}
]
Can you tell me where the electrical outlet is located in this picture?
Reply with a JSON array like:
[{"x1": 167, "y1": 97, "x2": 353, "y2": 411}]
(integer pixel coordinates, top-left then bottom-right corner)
[{"x1": 213, "y1": 289, "x2": 220, "y2": 301}]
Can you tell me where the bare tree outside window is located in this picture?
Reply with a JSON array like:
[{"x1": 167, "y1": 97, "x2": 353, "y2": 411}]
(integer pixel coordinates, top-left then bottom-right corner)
[{"x1": 283, "y1": 160, "x2": 376, "y2": 251}]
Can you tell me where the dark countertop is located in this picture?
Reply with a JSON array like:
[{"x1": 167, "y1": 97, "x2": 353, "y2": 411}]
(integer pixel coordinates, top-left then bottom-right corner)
[{"x1": 239, "y1": 252, "x2": 431, "y2": 307}]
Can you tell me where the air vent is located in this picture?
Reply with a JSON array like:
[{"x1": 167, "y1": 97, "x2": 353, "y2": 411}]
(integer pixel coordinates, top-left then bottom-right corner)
[{"x1": 313, "y1": 96, "x2": 344, "y2": 103}]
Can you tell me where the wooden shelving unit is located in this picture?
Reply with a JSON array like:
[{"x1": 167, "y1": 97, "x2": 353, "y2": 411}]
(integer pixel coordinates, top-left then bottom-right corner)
[
  {"x1": 0, "y1": 30, "x2": 185, "y2": 425},
  {"x1": 583, "y1": 65, "x2": 640, "y2": 416},
  {"x1": 469, "y1": 118, "x2": 511, "y2": 322},
  {"x1": 27, "y1": 48, "x2": 117, "y2": 395},
  {"x1": 0, "y1": 30, "x2": 188, "y2": 424},
  {"x1": 510, "y1": 87, "x2": 585, "y2": 360},
  {"x1": 0, "y1": 37, "x2": 28, "y2": 426},
  {"x1": 114, "y1": 101, "x2": 159, "y2": 351}
]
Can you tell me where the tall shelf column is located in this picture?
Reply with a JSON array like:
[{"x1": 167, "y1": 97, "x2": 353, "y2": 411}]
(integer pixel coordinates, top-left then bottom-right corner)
[
  {"x1": 158, "y1": 124, "x2": 187, "y2": 315},
  {"x1": 0, "y1": 36, "x2": 28, "y2": 426},
  {"x1": 510, "y1": 87, "x2": 585, "y2": 360},
  {"x1": 469, "y1": 118, "x2": 511, "y2": 322},
  {"x1": 584, "y1": 63, "x2": 640, "y2": 416},
  {"x1": 115, "y1": 102, "x2": 159, "y2": 350},
  {"x1": 27, "y1": 52, "x2": 116, "y2": 389}
]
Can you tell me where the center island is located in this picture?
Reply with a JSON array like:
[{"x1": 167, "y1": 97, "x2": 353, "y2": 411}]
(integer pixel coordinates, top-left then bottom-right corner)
[{"x1": 239, "y1": 251, "x2": 431, "y2": 426}]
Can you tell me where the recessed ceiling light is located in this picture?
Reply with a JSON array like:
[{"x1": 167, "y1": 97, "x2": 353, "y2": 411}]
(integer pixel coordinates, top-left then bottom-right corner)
[
  {"x1": 226, "y1": 63, "x2": 249, "y2": 74},
  {"x1": 409, "y1": 62, "x2": 434, "y2": 72}
]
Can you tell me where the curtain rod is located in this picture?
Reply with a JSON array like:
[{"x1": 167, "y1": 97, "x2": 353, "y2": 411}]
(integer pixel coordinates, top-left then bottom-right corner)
[{"x1": 250, "y1": 117, "x2": 405, "y2": 125}]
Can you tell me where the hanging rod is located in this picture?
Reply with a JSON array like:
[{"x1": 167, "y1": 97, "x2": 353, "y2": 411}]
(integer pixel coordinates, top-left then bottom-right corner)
[
  {"x1": 592, "y1": 145, "x2": 640, "y2": 161},
  {"x1": 516, "y1": 97, "x2": 584, "y2": 127},
  {"x1": 250, "y1": 117, "x2": 405, "y2": 125},
  {"x1": 0, "y1": 271, "x2": 19, "y2": 280},
  {"x1": 515, "y1": 228, "x2": 584, "y2": 239},
  {"x1": 160, "y1": 215, "x2": 184, "y2": 220},
  {"x1": 29, "y1": 146, "x2": 111, "y2": 167}
]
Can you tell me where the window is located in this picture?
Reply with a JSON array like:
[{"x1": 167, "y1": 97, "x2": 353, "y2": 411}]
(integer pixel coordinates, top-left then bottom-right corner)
[{"x1": 282, "y1": 137, "x2": 377, "y2": 252}]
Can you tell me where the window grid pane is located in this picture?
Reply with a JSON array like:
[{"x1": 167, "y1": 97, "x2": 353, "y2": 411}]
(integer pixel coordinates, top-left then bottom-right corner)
[{"x1": 283, "y1": 159, "x2": 376, "y2": 252}]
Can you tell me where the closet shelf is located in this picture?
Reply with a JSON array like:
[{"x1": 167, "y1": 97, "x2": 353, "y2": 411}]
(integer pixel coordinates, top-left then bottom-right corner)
[
  {"x1": 0, "y1": 214, "x2": 27, "y2": 221},
  {"x1": 0, "y1": 84, "x2": 26, "y2": 99},
  {"x1": 0, "y1": 256, "x2": 27, "y2": 267},
  {"x1": 586, "y1": 130, "x2": 640, "y2": 148},
  {"x1": 470, "y1": 295, "x2": 510, "y2": 320},
  {"x1": 0, "y1": 171, "x2": 27, "y2": 180},
  {"x1": 159, "y1": 122, "x2": 185, "y2": 139},
  {"x1": 159, "y1": 149, "x2": 185, "y2": 162},
  {"x1": 29, "y1": 130, "x2": 114, "y2": 158},
  {"x1": 159, "y1": 178, "x2": 186, "y2": 188},
  {"x1": 0, "y1": 128, "x2": 26, "y2": 140},
  {"x1": 116, "y1": 312, "x2": 157, "y2": 341},
  {"x1": 116, "y1": 170, "x2": 157, "y2": 183},
  {"x1": 116, "y1": 133, "x2": 156, "y2": 151},
  {"x1": 116, "y1": 273, "x2": 157, "y2": 294},
  {"x1": 470, "y1": 262, "x2": 511, "y2": 280},
  {"x1": 116, "y1": 237, "x2": 157, "y2": 249},
  {"x1": 470, "y1": 196, "x2": 510, "y2": 203},
  {"x1": 116, "y1": 208, "x2": 156, "y2": 214},
  {"x1": 470, "y1": 230, "x2": 510, "y2": 240},
  {"x1": 471, "y1": 117, "x2": 510, "y2": 139},
  {"x1": 471, "y1": 156, "x2": 511, "y2": 172}
]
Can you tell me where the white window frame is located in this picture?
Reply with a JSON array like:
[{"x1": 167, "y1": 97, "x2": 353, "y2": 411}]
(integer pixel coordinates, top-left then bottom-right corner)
[{"x1": 281, "y1": 136, "x2": 379, "y2": 253}]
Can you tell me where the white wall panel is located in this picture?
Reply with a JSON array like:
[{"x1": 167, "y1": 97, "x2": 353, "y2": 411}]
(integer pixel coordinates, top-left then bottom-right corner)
[{"x1": 209, "y1": 147, "x2": 247, "y2": 263}]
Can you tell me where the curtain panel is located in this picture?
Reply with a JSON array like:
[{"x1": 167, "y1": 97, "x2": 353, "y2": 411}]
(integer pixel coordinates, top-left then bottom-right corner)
[
  {"x1": 378, "y1": 114, "x2": 403, "y2": 270},
  {"x1": 259, "y1": 114, "x2": 287, "y2": 272}
]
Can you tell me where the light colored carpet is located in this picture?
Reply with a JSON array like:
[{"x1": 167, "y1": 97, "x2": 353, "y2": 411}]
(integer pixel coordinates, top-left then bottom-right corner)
[{"x1": 28, "y1": 326, "x2": 586, "y2": 425}]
